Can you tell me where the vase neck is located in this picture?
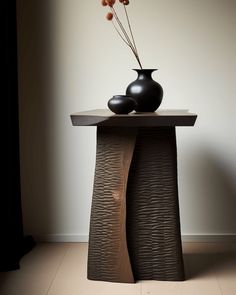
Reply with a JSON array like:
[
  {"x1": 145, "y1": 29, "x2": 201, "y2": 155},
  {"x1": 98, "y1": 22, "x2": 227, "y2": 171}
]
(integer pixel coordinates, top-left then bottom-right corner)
[{"x1": 133, "y1": 69, "x2": 157, "y2": 80}]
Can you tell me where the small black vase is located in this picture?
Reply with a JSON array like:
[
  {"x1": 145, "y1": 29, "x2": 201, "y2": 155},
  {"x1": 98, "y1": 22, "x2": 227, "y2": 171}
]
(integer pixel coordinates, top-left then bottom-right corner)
[
  {"x1": 126, "y1": 69, "x2": 163, "y2": 112},
  {"x1": 108, "y1": 95, "x2": 136, "y2": 114}
]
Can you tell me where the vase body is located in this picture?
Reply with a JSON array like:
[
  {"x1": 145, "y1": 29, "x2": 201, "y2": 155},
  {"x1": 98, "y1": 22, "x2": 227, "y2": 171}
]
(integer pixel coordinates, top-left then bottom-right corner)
[{"x1": 126, "y1": 69, "x2": 163, "y2": 112}]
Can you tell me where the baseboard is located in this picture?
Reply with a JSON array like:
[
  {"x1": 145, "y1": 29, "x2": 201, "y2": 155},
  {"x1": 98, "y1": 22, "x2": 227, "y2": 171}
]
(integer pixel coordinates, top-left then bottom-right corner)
[
  {"x1": 34, "y1": 234, "x2": 89, "y2": 243},
  {"x1": 181, "y1": 234, "x2": 236, "y2": 243},
  {"x1": 34, "y1": 234, "x2": 236, "y2": 243}
]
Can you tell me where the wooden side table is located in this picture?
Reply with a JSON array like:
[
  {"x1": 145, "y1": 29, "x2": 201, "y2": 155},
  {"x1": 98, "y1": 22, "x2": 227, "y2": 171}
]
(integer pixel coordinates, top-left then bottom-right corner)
[{"x1": 71, "y1": 109, "x2": 197, "y2": 283}]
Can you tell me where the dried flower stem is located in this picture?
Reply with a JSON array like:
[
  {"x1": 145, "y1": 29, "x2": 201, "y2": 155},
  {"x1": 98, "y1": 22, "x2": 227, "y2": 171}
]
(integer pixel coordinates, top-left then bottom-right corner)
[
  {"x1": 111, "y1": 20, "x2": 130, "y2": 47},
  {"x1": 123, "y1": 4, "x2": 138, "y2": 56},
  {"x1": 111, "y1": 20, "x2": 142, "y2": 69},
  {"x1": 110, "y1": 5, "x2": 143, "y2": 69},
  {"x1": 110, "y1": 7, "x2": 134, "y2": 50}
]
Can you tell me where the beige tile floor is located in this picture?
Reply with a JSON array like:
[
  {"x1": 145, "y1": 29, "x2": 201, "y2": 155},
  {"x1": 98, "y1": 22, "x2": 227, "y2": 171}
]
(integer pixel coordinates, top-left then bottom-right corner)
[{"x1": 0, "y1": 242, "x2": 235, "y2": 295}]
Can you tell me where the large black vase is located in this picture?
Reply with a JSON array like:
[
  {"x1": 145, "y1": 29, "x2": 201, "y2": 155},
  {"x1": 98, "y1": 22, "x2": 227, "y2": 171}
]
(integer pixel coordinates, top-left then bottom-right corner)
[{"x1": 126, "y1": 69, "x2": 163, "y2": 112}]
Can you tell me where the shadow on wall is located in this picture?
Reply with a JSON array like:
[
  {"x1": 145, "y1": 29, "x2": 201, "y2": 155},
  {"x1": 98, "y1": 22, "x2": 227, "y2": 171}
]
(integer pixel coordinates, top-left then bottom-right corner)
[
  {"x1": 17, "y1": 0, "x2": 57, "y2": 236},
  {"x1": 187, "y1": 147, "x2": 236, "y2": 234}
]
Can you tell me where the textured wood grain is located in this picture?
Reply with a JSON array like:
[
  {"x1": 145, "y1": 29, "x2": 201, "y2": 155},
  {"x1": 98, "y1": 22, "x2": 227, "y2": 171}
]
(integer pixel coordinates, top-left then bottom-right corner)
[
  {"x1": 88, "y1": 126, "x2": 185, "y2": 283},
  {"x1": 87, "y1": 127, "x2": 137, "y2": 283},
  {"x1": 126, "y1": 127, "x2": 185, "y2": 281}
]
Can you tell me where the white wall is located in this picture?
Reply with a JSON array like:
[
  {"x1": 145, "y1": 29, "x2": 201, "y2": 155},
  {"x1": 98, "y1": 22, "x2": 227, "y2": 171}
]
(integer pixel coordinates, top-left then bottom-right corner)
[{"x1": 17, "y1": 0, "x2": 236, "y2": 241}]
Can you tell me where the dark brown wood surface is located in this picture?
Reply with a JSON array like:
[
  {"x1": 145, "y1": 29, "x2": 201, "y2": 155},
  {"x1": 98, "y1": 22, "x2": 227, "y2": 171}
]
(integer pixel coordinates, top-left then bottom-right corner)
[
  {"x1": 87, "y1": 126, "x2": 185, "y2": 283},
  {"x1": 126, "y1": 127, "x2": 185, "y2": 281},
  {"x1": 71, "y1": 109, "x2": 197, "y2": 127},
  {"x1": 87, "y1": 127, "x2": 137, "y2": 283},
  {"x1": 72, "y1": 109, "x2": 197, "y2": 283}
]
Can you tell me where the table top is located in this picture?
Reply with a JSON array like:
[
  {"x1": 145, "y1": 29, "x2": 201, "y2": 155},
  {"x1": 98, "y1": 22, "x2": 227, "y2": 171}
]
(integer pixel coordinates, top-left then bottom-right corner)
[{"x1": 70, "y1": 109, "x2": 197, "y2": 127}]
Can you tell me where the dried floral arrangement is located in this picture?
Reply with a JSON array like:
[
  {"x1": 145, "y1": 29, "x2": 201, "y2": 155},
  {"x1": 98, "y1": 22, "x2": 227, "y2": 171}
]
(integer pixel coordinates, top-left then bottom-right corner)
[{"x1": 101, "y1": 0, "x2": 143, "y2": 69}]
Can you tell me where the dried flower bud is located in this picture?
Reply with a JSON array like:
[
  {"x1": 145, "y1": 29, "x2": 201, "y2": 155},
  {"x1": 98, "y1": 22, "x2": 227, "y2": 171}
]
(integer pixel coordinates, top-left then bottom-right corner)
[
  {"x1": 101, "y1": 0, "x2": 107, "y2": 6},
  {"x1": 123, "y1": 0, "x2": 129, "y2": 5},
  {"x1": 106, "y1": 12, "x2": 114, "y2": 21},
  {"x1": 105, "y1": 0, "x2": 116, "y2": 7}
]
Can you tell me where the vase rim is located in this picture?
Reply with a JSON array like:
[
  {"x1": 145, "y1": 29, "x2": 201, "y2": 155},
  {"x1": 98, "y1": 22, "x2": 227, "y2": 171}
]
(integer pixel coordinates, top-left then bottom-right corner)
[
  {"x1": 112, "y1": 95, "x2": 133, "y2": 98},
  {"x1": 132, "y1": 69, "x2": 158, "y2": 71}
]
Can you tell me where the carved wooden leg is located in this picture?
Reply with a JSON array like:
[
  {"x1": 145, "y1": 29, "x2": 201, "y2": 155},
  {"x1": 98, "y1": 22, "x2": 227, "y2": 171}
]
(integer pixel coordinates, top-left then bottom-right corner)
[
  {"x1": 87, "y1": 127, "x2": 137, "y2": 283},
  {"x1": 126, "y1": 127, "x2": 185, "y2": 281},
  {"x1": 88, "y1": 126, "x2": 184, "y2": 283}
]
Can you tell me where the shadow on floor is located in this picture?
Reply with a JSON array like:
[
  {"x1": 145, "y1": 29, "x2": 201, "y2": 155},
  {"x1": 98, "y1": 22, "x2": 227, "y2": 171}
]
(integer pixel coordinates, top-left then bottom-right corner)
[{"x1": 184, "y1": 251, "x2": 236, "y2": 279}]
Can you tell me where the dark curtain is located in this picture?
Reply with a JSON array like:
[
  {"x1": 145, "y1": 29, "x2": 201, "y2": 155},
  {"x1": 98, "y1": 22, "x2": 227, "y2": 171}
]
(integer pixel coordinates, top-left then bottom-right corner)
[{"x1": 2, "y1": 0, "x2": 35, "y2": 271}]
